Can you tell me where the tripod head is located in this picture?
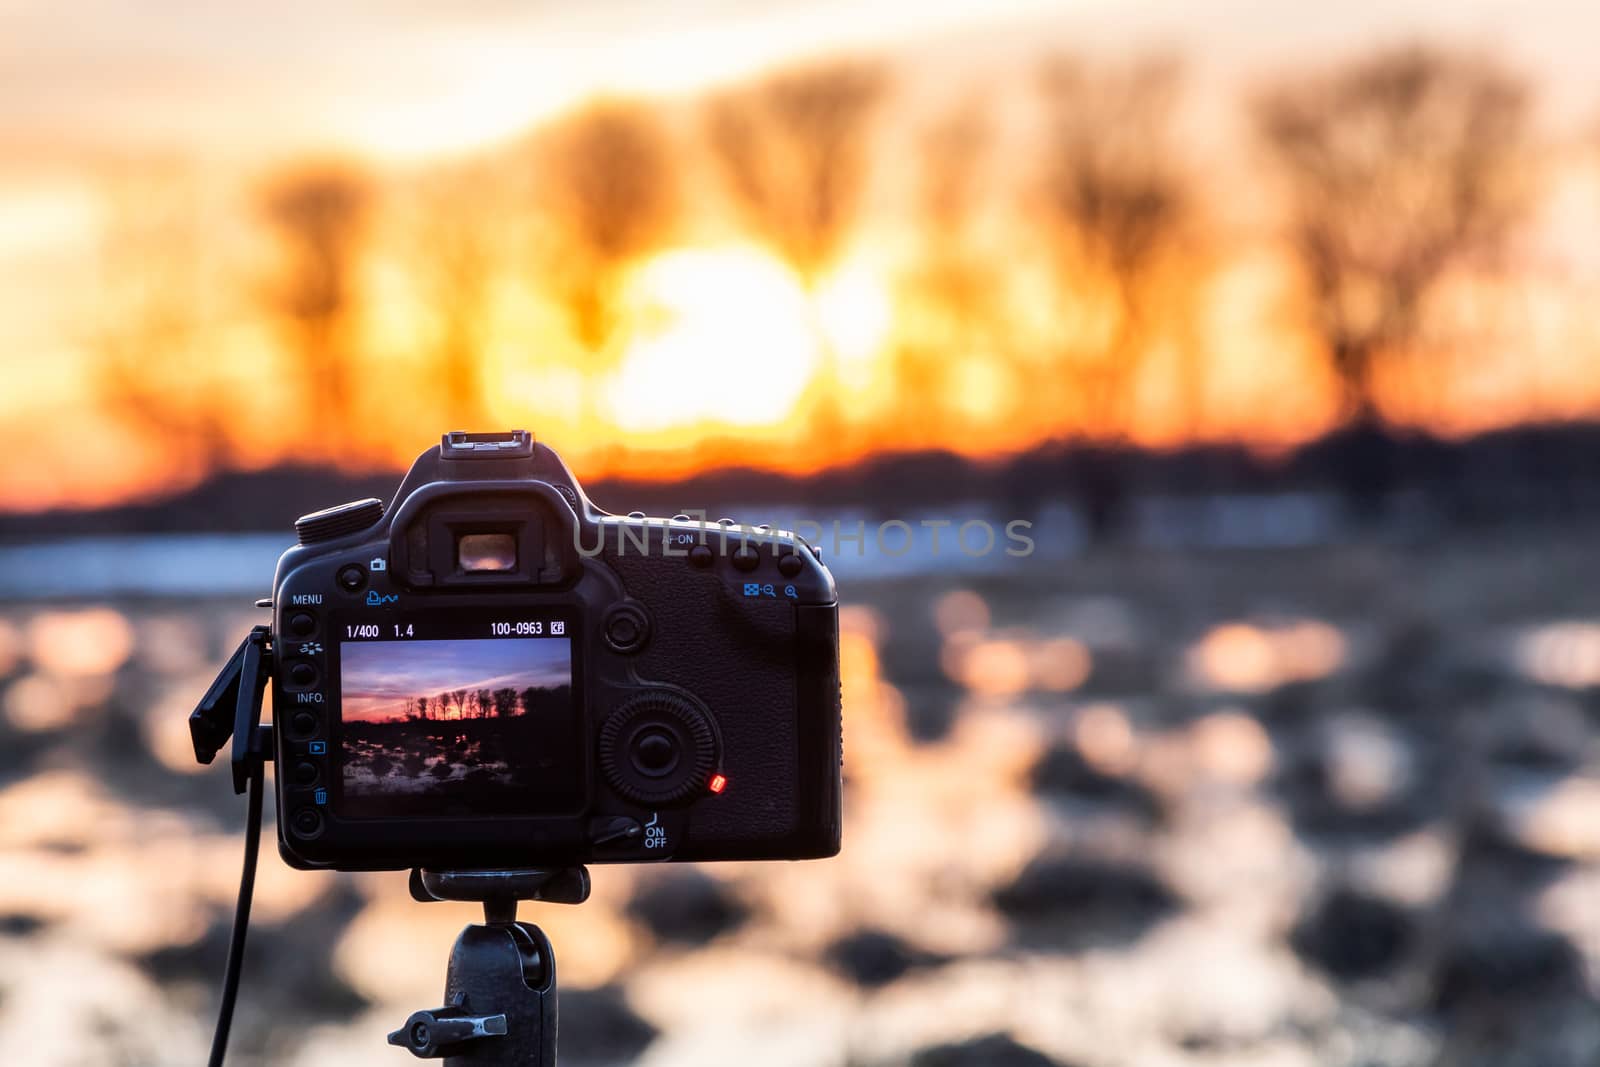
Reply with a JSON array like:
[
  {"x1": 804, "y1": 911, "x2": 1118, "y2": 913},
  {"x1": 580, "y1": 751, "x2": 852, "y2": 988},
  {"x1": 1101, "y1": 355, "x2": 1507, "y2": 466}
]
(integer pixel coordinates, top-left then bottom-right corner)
[{"x1": 388, "y1": 867, "x2": 591, "y2": 1064}]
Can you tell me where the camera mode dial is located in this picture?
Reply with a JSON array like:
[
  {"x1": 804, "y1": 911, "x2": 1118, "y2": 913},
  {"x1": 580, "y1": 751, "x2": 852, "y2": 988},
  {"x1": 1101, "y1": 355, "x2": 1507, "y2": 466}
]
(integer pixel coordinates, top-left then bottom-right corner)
[
  {"x1": 599, "y1": 691, "x2": 717, "y2": 807},
  {"x1": 295, "y1": 498, "x2": 385, "y2": 546}
]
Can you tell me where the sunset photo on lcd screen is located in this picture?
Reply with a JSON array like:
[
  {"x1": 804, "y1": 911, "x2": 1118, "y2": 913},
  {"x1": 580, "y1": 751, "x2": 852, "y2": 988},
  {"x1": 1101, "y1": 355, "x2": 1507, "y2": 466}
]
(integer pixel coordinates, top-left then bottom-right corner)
[{"x1": 339, "y1": 637, "x2": 576, "y2": 815}]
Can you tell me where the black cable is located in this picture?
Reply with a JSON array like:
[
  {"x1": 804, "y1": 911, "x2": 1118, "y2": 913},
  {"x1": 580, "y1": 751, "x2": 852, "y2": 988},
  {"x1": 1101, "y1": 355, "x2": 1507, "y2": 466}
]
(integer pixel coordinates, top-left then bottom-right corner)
[{"x1": 208, "y1": 769, "x2": 264, "y2": 1067}]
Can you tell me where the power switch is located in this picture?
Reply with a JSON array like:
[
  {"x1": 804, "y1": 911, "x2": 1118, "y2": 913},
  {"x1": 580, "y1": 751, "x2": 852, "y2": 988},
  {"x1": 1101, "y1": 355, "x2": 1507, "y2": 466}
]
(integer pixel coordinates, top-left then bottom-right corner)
[{"x1": 587, "y1": 816, "x2": 643, "y2": 847}]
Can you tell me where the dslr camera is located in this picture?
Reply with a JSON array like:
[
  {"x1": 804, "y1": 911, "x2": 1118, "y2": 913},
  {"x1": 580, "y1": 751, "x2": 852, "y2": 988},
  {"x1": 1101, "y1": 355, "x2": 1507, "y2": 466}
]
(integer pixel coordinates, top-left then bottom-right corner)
[{"x1": 204, "y1": 431, "x2": 841, "y2": 872}]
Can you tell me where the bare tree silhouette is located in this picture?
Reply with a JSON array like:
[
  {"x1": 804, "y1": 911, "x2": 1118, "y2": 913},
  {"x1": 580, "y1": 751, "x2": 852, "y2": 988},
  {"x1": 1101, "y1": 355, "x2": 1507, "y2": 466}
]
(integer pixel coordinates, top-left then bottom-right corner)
[
  {"x1": 706, "y1": 60, "x2": 887, "y2": 286},
  {"x1": 1254, "y1": 45, "x2": 1529, "y2": 428},
  {"x1": 408, "y1": 162, "x2": 508, "y2": 428},
  {"x1": 88, "y1": 166, "x2": 233, "y2": 474},
  {"x1": 493, "y1": 687, "x2": 519, "y2": 718},
  {"x1": 706, "y1": 60, "x2": 887, "y2": 446},
  {"x1": 531, "y1": 98, "x2": 677, "y2": 419},
  {"x1": 1036, "y1": 55, "x2": 1197, "y2": 539},
  {"x1": 1037, "y1": 54, "x2": 1193, "y2": 442},
  {"x1": 887, "y1": 101, "x2": 1001, "y2": 448},
  {"x1": 260, "y1": 163, "x2": 372, "y2": 448}
]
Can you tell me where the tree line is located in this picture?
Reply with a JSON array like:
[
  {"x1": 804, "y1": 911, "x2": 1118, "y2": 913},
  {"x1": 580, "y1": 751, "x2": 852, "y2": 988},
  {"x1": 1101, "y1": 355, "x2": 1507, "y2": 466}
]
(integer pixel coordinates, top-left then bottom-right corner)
[
  {"x1": 389, "y1": 683, "x2": 571, "y2": 723},
  {"x1": 90, "y1": 42, "x2": 1567, "y2": 473}
]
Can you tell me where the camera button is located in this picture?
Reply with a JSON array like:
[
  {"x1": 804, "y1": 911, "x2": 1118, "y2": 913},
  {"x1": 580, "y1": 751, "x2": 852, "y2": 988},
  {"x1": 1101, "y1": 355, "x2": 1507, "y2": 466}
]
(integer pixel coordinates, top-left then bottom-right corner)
[
  {"x1": 632, "y1": 729, "x2": 680, "y2": 777},
  {"x1": 688, "y1": 544, "x2": 714, "y2": 568},
  {"x1": 336, "y1": 564, "x2": 367, "y2": 592},
  {"x1": 777, "y1": 552, "x2": 804, "y2": 578},
  {"x1": 731, "y1": 545, "x2": 759, "y2": 572},
  {"x1": 290, "y1": 808, "x2": 324, "y2": 837},
  {"x1": 290, "y1": 711, "x2": 319, "y2": 738},
  {"x1": 603, "y1": 603, "x2": 650, "y2": 653},
  {"x1": 293, "y1": 760, "x2": 319, "y2": 786},
  {"x1": 288, "y1": 661, "x2": 318, "y2": 687},
  {"x1": 288, "y1": 611, "x2": 317, "y2": 637}
]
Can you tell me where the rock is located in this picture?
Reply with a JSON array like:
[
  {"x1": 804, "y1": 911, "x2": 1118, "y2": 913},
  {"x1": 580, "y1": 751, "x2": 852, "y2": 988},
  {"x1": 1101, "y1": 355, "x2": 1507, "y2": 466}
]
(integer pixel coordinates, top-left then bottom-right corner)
[
  {"x1": 1276, "y1": 719, "x2": 1434, "y2": 842},
  {"x1": 823, "y1": 929, "x2": 946, "y2": 988},
  {"x1": 897, "y1": 684, "x2": 961, "y2": 744},
  {"x1": 628, "y1": 869, "x2": 749, "y2": 944},
  {"x1": 557, "y1": 985, "x2": 658, "y2": 1064},
  {"x1": 0, "y1": 912, "x2": 46, "y2": 937},
  {"x1": 1029, "y1": 743, "x2": 1162, "y2": 822},
  {"x1": 1456, "y1": 817, "x2": 1572, "y2": 886},
  {"x1": 1479, "y1": 697, "x2": 1588, "y2": 772},
  {"x1": 1291, "y1": 887, "x2": 1416, "y2": 980},
  {"x1": 993, "y1": 853, "x2": 1177, "y2": 946},
  {"x1": 910, "y1": 1033, "x2": 1073, "y2": 1067},
  {"x1": 1435, "y1": 920, "x2": 1587, "y2": 1013},
  {"x1": 137, "y1": 914, "x2": 233, "y2": 984},
  {"x1": 138, "y1": 882, "x2": 370, "y2": 1022},
  {"x1": 0, "y1": 708, "x2": 51, "y2": 781}
]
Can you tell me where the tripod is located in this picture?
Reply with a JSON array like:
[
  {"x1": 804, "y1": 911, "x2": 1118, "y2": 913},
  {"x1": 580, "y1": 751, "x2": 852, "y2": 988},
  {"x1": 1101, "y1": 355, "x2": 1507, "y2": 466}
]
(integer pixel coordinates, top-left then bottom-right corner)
[{"x1": 388, "y1": 867, "x2": 592, "y2": 1065}]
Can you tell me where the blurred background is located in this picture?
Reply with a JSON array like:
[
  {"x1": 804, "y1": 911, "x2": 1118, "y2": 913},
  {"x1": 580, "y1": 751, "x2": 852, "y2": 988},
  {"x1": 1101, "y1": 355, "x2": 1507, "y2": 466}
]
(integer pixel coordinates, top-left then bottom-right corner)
[{"x1": 3, "y1": 1, "x2": 1600, "y2": 1064}]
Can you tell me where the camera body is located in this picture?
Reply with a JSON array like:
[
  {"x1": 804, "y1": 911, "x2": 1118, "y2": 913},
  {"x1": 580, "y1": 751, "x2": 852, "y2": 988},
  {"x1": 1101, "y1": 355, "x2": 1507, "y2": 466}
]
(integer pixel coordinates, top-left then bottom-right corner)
[{"x1": 269, "y1": 431, "x2": 841, "y2": 871}]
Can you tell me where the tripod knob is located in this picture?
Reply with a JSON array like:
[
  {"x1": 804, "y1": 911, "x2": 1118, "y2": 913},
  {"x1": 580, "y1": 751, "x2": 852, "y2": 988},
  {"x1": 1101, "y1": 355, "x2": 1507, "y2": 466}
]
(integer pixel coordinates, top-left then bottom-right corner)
[{"x1": 387, "y1": 999, "x2": 508, "y2": 1059}]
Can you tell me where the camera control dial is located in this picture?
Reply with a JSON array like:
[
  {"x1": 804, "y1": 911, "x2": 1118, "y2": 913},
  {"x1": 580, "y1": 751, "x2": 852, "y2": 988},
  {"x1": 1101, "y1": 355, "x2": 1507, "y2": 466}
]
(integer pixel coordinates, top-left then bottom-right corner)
[{"x1": 598, "y1": 692, "x2": 717, "y2": 807}]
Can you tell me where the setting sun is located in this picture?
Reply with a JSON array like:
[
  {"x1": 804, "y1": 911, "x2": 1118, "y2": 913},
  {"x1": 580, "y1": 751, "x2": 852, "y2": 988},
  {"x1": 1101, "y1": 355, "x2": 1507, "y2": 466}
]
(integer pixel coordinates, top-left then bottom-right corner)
[{"x1": 606, "y1": 246, "x2": 822, "y2": 434}]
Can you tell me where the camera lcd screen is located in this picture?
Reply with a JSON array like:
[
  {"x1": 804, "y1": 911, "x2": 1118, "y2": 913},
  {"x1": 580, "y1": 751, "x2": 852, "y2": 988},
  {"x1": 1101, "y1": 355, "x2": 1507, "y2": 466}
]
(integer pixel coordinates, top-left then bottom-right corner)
[{"x1": 336, "y1": 618, "x2": 581, "y2": 818}]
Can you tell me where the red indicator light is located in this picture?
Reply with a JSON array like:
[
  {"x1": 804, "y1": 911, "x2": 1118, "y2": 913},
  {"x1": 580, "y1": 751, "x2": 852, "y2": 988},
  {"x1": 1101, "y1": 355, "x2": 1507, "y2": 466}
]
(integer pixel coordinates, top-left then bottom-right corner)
[{"x1": 708, "y1": 773, "x2": 728, "y2": 795}]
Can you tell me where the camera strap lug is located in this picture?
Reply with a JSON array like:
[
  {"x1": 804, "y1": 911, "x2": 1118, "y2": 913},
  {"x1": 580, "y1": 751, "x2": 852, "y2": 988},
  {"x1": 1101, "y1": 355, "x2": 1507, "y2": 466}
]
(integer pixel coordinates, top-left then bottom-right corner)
[{"x1": 189, "y1": 624, "x2": 276, "y2": 794}]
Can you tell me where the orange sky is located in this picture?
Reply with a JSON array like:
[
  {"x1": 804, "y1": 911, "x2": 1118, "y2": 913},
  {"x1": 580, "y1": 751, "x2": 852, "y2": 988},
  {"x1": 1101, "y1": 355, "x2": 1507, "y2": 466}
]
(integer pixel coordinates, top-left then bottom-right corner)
[{"x1": 4, "y1": 0, "x2": 1600, "y2": 512}]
